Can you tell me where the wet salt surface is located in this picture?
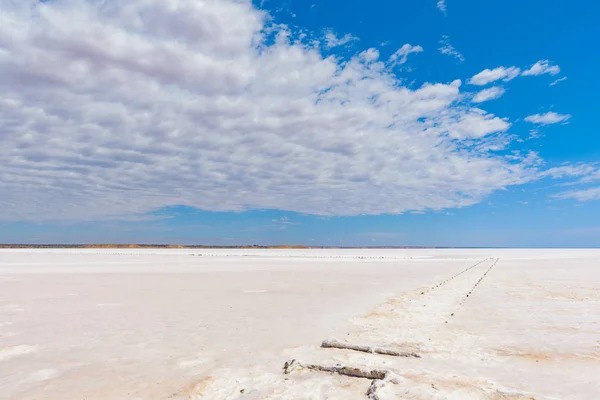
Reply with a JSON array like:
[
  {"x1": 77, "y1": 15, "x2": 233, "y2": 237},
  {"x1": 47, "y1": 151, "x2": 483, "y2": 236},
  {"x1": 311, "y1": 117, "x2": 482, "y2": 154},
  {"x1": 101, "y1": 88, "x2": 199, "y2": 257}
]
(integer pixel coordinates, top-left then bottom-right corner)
[{"x1": 0, "y1": 249, "x2": 599, "y2": 399}]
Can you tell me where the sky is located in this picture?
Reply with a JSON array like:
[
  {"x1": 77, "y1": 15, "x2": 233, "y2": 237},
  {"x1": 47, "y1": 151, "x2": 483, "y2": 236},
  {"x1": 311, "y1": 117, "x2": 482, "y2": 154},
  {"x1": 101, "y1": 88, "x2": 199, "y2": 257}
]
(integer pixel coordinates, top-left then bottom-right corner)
[{"x1": 0, "y1": 0, "x2": 599, "y2": 247}]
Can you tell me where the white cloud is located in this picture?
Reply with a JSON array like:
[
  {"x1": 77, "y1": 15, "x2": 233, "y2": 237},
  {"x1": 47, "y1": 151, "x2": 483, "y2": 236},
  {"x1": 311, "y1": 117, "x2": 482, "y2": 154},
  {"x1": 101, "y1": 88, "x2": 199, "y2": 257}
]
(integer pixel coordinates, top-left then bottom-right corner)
[
  {"x1": 579, "y1": 170, "x2": 600, "y2": 184},
  {"x1": 525, "y1": 112, "x2": 571, "y2": 125},
  {"x1": 541, "y1": 165, "x2": 597, "y2": 179},
  {"x1": 437, "y1": 0, "x2": 447, "y2": 15},
  {"x1": 389, "y1": 43, "x2": 424, "y2": 65},
  {"x1": 541, "y1": 163, "x2": 600, "y2": 186},
  {"x1": 553, "y1": 187, "x2": 600, "y2": 202},
  {"x1": 521, "y1": 60, "x2": 560, "y2": 76},
  {"x1": 550, "y1": 76, "x2": 568, "y2": 86},
  {"x1": 0, "y1": 0, "x2": 547, "y2": 222},
  {"x1": 441, "y1": 108, "x2": 511, "y2": 140},
  {"x1": 527, "y1": 128, "x2": 542, "y2": 139},
  {"x1": 468, "y1": 66, "x2": 521, "y2": 85},
  {"x1": 438, "y1": 35, "x2": 464, "y2": 62},
  {"x1": 472, "y1": 87, "x2": 506, "y2": 103},
  {"x1": 360, "y1": 48, "x2": 380, "y2": 63},
  {"x1": 544, "y1": 164, "x2": 600, "y2": 203},
  {"x1": 324, "y1": 31, "x2": 358, "y2": 48},
  {"x1": 469, "y1": 60, "x2": 561, "y2": 86}
]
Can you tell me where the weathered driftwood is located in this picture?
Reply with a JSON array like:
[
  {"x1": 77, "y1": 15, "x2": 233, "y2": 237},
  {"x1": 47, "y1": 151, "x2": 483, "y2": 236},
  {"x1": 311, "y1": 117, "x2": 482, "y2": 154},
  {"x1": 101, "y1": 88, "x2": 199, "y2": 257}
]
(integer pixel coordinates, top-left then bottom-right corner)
[
  {"x1": 321, "y1": 339, "x2": 421, "y2": 358},
  {"x1": 284, "y1": 359, "x2": 386, "y2": 379},
  {"x1": 366, "y1": 373, "x2": 402, "y2": 400},
  {"x1": 283, "y1": 359, "x2": 402, "y2": 400}
]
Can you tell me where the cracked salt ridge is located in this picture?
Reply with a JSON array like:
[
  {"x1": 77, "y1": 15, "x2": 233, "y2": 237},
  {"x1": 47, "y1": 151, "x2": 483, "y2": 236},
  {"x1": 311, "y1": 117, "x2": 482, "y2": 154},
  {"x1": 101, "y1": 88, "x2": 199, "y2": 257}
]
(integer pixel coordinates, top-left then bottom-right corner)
[{"x1": 0, "y1": 249, "x2": 599, "y2": 399}]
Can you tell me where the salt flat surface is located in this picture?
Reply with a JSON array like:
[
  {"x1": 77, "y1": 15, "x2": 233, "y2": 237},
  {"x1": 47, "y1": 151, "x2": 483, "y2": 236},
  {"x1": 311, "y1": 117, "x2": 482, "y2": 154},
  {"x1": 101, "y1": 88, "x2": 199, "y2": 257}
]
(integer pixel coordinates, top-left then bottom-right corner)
[{"x1": 0, "y1": 249, "x2": 598, "y2": 399}]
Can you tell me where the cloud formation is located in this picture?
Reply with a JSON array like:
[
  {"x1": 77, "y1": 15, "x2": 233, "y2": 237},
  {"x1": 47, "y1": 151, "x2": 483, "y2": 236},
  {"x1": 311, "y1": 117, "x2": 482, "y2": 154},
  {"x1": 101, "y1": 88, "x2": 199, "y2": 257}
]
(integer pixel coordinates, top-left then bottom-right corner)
[
  {"x1": 469, "y1": 60, "x2": 561, "y2": 86},
  {"x1": 468, "y1": 66, "x2": 521, "y2": 85},
  {"x1": 554, "y1": 187, "x2": 600, "y2": 202},
  {"x1": 324, "y1": 31, "x2": 358, "y2": 48},
  {"x1": 544, "y1": 163, "x2": 600, "y2": 203},
  {"x1": 541, "y1": 165, "x2": 597, "y2": 179},
  {"x1": 438, "y1": 36, "x2": 464, "y2": 62},
  {"x1": 525, "y1": 112, "x2": 571, "y2": 125},
  {"x1": 437, "y1": 0, "x2": 447, "y2": 15},
  {"x1": 0, "y1": 0, "x2": 551, "y2": 221},
  {"x1": 472, "y1": 87, "x2": 506, "y2": 103},
  {"x1": 521, "y1": 60, "x2": 560, "y2": 76},
  {"x1": 389, "y1": 44, "x2": 424, "y2": 65},
  {"x1": 550, "y1": 76, "x2": 568, "y2": 86}
]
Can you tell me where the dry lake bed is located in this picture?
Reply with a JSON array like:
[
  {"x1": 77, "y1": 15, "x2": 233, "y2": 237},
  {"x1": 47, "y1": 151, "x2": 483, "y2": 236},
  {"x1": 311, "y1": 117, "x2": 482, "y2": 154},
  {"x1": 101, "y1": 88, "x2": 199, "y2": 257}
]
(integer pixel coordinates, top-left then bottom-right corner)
[{"x1": 0, "y1": 249, "x2": 598, "y2": 399}]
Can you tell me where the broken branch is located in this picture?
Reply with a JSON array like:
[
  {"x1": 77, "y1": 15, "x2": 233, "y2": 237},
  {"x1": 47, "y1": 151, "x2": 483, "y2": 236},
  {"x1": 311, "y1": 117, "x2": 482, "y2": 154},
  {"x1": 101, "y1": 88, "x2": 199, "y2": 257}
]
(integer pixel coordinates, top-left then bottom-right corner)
[
  {"x1": 283, "y1": 359, "x2": 403, "y2": 400},
  {"x1": 321, "y1": 339, "x2": 421, "y2": 358}
]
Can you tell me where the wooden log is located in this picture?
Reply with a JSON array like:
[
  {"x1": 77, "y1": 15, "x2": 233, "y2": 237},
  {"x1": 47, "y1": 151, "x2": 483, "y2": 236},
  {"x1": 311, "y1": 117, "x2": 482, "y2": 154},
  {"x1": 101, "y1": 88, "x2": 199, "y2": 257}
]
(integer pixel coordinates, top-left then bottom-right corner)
[
  {"x1": 366, "y1": 373, "x2": 401, "y2": 400},
  {"x1": 321, "y1": 339, "x2": 421, "y2": 358},
  {"x1": 283, "y1": 359, "x2": 386, "y2": 379},
  {"x1": 283, "y1": 359, "x2": 403, "y2": 400}
]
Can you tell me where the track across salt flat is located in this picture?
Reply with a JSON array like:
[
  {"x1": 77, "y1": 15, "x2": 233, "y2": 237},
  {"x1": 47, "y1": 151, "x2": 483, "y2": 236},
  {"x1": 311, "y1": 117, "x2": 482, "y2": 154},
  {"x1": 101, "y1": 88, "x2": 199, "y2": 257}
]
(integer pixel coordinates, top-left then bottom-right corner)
[{"x1": 196, "y1": 253, "x2": 600, "y2": 400}]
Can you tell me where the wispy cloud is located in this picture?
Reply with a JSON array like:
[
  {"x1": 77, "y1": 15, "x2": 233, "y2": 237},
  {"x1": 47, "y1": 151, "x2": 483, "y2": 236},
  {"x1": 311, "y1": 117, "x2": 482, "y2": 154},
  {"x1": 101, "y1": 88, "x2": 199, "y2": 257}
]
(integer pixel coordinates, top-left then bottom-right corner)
[
  {"x1": 437, "y1": 0, "x2": 447, "y2": 15},
  {"x1": 438, "y1": 35, "x2": 464, "y2": 62},
  {"x1": 521, "y1": 60, "x2": 560, "y2": 76},
  {"x1": 550, "y1": 76, "x2": 568, "y2": 86},
  {"x1": 553, "y1": 187, "x2": 600, "y2": 202},
  {"x1": 267, "y1": 216, "x2": 298, "y2": 230},
  {"x1": 469, "y1": 60, "x2": 561, "y2": 86},
  {"x1": 527, "y1": 129, "x2": 542, "y2": 139},
  {"x1": 468, "y1": 66, "x2": 521, "y2": 85},
  {"x1": 472, "y1": 87, "x2": 505, "y2": 103},
  {"x1": 324, "y1": 30, "x2": 358, "y2": 48},
  {"x1": 389, "y1": 43, "x2": 424, "y2": 65},
  {"x1": 543, "y1": 163, "x2": 600, "y2": 204},
  {"x1": 542, "y1": 164, "x2": 600, "y2": 185},
  {"x1": 525, "y1": 112, "x2": 571, "y2": 125}
]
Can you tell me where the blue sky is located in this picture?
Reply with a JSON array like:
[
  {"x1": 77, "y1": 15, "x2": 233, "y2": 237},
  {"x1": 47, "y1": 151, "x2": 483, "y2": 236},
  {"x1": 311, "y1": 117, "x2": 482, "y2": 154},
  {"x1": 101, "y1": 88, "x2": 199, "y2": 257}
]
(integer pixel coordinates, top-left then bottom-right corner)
[{"x1": 0, "y1": 0, "x2": 599, "y2": 246}]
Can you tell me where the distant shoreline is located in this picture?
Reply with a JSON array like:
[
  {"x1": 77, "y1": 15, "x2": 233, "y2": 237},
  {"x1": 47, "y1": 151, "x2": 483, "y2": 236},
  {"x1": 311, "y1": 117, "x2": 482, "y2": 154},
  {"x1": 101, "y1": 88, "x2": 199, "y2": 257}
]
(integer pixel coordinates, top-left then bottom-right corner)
[
  {"x1": 0, "y1": 244, "x2": 438, "y2": 249},
  {"x1": 2, "y1": 245, "x2": 595, "y2": 249}
]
